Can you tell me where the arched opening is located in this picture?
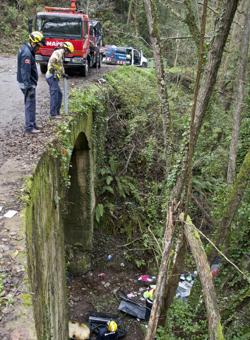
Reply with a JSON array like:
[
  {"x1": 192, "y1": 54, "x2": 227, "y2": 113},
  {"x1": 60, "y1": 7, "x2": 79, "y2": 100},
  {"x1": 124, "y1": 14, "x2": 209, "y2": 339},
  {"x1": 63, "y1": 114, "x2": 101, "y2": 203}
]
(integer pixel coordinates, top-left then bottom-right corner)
[{"x1": 63, "y1": 132, "x2": 93, "y2": 275}]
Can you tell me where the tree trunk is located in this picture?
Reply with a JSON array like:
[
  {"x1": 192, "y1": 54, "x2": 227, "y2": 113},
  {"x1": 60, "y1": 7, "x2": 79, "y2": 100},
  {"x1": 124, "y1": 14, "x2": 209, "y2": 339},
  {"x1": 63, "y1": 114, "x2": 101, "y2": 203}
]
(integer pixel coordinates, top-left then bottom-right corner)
[
  {"x1": 143, "y1": 0, "x2": 172, "y2": 169},
  {"x1": 181, "y1": 214, "x2": 224, "y2": 340},
  {"x1": 127, "y1": 0, "x2": 133, "y2": 24},
  {"x1": 215, "y1": 149, "x2": 250, "y2": 252},
  {"x1": 161, "y1": 233, "x2": 187, "y2": 314},
  {"x1": 160, "y1": 0, "x2": 208, "y2": 322},
  {"x1": 173, "y1": 33, "x2": 180, "y2": 67},
  {"x1": 184, "y1": 0, "x2": 208, "y2": 212},
  {"x1": 227, "y1": 3, "x2": 250, "y2": 183},
  {"x1": 219, "y1": 0, "x2": 248, "y2": 97},
  {"x1": 172, "y1": 0, "x2": 239, "y2": 201},
  {"x1": 164, "y1": 0, "x2": 239, "y2": 316},
  {"x1": 144, "y1": 203, "x2": 176, "y2": 340},
  {"x1": 184, "y1": 0, "x2": 201, "y2": 51},
  {"x1": 192, "y1": 0, "x2": 239, "y2": 146}
]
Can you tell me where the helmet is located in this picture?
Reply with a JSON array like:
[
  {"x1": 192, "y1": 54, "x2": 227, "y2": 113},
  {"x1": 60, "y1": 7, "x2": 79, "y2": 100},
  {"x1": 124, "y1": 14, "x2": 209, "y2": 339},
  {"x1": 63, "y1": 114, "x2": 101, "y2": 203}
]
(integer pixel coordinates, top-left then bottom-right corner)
[
  {"x1": 107, "y1": 320, "x2": 118, "y2": 333},
  {"x1": 63, "y1": 42, "x2": 74, "y2": 53},
  {"x1": 29, "y1": 31, "x2": 44, "y2": 45}
]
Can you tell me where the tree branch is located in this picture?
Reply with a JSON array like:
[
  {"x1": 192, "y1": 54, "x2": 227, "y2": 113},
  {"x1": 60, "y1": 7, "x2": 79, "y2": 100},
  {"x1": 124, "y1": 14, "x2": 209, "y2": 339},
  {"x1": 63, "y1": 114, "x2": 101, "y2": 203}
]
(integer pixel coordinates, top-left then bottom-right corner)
[{"x1": 180, "y1": 213, "x2": 224, "y2": 340}]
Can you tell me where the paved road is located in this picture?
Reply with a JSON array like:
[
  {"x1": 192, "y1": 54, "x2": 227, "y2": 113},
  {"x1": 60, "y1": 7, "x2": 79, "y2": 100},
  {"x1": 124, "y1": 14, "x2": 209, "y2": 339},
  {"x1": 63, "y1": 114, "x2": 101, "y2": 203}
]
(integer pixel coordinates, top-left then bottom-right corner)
[
  {"x1": 0, "y1": 55, "x2": 111, "y2": 132},
  {"x1": 0, "y1": 55, "x2": 47, "y2": 130}
]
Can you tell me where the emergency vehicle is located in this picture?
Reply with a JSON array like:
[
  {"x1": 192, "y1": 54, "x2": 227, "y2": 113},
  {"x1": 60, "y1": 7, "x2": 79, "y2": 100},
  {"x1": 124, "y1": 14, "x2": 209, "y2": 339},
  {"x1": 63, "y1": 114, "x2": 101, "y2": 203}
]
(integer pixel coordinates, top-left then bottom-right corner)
[
  {"x1": 33, "y1": 0, "x2": 102, "y2": 76},
  {"x1": 102, "y1": 46, "x2": 148, "y2": 67}
]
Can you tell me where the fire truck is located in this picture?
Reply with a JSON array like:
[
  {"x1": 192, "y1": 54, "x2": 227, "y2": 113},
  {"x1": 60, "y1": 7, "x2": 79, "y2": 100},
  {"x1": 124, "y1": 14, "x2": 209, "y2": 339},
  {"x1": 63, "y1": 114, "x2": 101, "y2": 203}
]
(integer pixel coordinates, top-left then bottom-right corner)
[{"x1": 33, "y1": 0, "x2": 102, "y2": 76}]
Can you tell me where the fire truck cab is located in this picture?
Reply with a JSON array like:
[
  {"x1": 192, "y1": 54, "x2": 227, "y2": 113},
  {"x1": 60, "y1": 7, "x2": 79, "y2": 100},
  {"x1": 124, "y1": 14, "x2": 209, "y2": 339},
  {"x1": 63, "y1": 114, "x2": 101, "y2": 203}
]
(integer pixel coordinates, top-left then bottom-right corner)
[{"x1": 34, "y1": 0, "x2": 102, "y2": 76}]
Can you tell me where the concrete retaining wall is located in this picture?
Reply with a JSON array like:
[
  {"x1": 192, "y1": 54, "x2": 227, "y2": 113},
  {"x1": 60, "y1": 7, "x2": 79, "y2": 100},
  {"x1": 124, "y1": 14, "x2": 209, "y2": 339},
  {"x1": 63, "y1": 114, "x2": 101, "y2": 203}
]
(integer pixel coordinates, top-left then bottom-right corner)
[{"x1": 25, "y1": 111, "x2": 95, "y2": 340}]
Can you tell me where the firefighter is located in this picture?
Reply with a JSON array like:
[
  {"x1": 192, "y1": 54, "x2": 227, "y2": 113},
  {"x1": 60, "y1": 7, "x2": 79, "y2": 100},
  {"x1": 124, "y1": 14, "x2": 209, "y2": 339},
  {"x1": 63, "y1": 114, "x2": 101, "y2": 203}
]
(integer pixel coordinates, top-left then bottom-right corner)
[
  {"x1": 17, "y1": 31, "x2": 45, "y2": 134},
  {"x1": 45, "y1": 42, "x2": 74, "y2": 118}
]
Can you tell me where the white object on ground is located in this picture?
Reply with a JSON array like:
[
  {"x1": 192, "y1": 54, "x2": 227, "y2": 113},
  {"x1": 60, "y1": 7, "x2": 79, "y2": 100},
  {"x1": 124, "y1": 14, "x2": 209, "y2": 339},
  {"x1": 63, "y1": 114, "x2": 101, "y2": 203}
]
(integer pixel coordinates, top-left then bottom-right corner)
[
  {"x1": 69, "y1": 321, "x2": 90, "y2": 340},
  {"x1": 4, "y1": 210, "x2": 18, "y2": 218}
]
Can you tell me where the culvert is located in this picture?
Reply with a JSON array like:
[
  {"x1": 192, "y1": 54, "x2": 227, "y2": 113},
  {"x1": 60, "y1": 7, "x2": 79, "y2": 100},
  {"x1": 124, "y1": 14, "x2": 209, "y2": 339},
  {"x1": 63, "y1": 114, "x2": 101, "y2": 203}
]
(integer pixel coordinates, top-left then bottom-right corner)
[
  {"x1": 19, "y1": 68, "x2": 149, "y2": 340},
  {"x1": 25, "y1": 109, "x2": 96, "y2": 340}
]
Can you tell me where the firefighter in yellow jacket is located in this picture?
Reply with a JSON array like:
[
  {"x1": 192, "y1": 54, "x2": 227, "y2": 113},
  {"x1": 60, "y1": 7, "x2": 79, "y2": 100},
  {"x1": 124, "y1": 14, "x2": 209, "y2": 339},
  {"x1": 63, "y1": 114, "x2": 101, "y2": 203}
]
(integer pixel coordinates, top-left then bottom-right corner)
[{"x1": 46, "y1": 42, "x2": 74, "y2": 118}]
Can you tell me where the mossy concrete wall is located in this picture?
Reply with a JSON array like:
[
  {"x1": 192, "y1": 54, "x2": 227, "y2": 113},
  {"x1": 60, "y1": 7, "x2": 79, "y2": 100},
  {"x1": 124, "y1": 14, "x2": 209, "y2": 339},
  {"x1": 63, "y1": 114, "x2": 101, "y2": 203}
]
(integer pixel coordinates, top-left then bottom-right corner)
[{"x1": 25, "y1": 111, "x2": 95, "y2": 340}]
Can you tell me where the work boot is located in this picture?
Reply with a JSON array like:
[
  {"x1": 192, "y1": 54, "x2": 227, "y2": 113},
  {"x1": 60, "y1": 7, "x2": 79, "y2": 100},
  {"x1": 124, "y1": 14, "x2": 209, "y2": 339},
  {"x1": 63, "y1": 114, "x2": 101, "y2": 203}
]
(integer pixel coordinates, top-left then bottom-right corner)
[{"x1": 26, "y1": 128, "x2": 40, "y2": 134}]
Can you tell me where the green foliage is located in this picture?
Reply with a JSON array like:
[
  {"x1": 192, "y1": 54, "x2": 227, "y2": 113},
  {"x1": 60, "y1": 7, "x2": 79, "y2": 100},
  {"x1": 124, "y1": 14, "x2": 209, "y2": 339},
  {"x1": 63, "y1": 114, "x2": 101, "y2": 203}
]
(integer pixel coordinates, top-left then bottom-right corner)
[
  {"x1": 156, "y1": 299, "x2": 207, "y2": 340},
  {"x1": 95, "y1": 203, "x2": 104, "y2": 223},
  {"x1": 92, "y1": 63, "x2": 250, "y2": 338},
  {"x1": 70, "y1": 86, "x2": 102, "y2": 114},
  {"x1": 0, "y1": 3, "x2": 28, "y2": 52}
]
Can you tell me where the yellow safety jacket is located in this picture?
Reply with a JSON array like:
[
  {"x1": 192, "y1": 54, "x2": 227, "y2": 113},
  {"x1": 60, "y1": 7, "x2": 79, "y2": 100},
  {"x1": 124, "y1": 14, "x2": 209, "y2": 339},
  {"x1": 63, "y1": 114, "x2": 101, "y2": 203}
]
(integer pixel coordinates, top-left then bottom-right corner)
[{"x1": 46, "y1": 49, "x2": 65, "y2": 80}]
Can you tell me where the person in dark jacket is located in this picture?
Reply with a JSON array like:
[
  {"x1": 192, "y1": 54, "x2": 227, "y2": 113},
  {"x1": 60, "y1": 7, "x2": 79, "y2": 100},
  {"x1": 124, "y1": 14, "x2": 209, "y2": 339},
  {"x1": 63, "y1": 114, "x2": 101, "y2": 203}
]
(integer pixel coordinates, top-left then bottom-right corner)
[{"x1": 17, "y1": 31, "x2": 45, "y2": 134}]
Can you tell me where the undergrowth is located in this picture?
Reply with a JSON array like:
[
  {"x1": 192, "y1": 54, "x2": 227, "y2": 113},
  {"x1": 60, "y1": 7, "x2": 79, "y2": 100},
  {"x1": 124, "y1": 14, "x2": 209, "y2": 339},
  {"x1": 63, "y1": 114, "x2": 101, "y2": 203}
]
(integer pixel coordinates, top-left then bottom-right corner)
[{"x1": 69, "y1": 64, "x2": 250, "y2": 338}]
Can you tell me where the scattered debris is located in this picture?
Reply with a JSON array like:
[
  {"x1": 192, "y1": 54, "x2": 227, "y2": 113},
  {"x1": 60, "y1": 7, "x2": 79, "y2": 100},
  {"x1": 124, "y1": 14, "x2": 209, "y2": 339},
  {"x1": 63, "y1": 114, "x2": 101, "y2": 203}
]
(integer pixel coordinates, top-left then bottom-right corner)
[
  {"x1": 96, "y1": 320, "x2": 119, "y2": 339},
  {"x1": 107, "y1": 254, "x2": 113, "y2": 261},
  {"x1": 69, "y1": 321, "x2": 90, "y2": 340},
  {"x1": 211, "y1": 257, "x2": 221, "y2": 278},
  {"x1": 89, "y1": 312, "x2": 126, "y2": 339},
  {"x1": 118, "y1": 296, "x2": 147, "y2": 320},
  {"x1": 176, "y1": 272, "x2": 197, "y2": 300},
  {"x1": 138, "y1": 275, "x2": 156, "y2": 285},
  {"x1": 127, "y1": 292, "x2": 137, "y2": 299},
  {"x1": 98, "y1": 273, "x2": 106, "y2": 278},
  {"x1": 96, "y1": 78, "x2": 107, "y2": 85},
  {"x1": 145, "y1": 298, "x2": 153, "y2": 321},
  {"x1": 143, "y1": 286, "x2": 156, "y2": 300},
  {"x1": 3, "y1": 210, "x2": 17, "y2": 218}
]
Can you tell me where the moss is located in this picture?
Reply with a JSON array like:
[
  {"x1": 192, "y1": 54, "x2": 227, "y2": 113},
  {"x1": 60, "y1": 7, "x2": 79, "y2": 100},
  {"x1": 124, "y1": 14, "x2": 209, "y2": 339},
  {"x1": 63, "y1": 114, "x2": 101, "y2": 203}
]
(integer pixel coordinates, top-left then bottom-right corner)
[
  {"x1": 20, "y1": 293, "x2": 32, "y2": 307},
  {"x1": 23, "y1": 81, "x2": 105, "y2": 339},
  {"x1": 217, "y1": 322, "x2": 224, "y2": 340}
]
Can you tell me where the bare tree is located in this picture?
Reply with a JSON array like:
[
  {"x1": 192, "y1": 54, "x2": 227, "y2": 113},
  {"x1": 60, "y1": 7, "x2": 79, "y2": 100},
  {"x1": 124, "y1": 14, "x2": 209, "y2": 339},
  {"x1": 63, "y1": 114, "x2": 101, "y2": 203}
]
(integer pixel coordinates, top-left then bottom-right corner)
[
  {"x1": 163, "y1": 0, "x2": 239, "y2": 319},
  {"x1": 181, "y1": 213, "x2": 224, "y2": 340},
  {"x1": 162, "y1": 0, "x2": 209, "y2": 318},
  {"x1": 172, "y1": 0, "x2": 240, "y2": 201},
  {"x1": 143, "y1": 0, "x2": 173, "y2": 169},
  {"x1": 184, "y1": 0, "x2": 201, "y2": 51},
  {"x1": 144, "y1": 203, "x2": 177, "y2": 340},
  {"x1": 227, "y1": 3, "x2": 250, "y2": 183},
  {"x1": 214, "y1": 148, "x2": 250, "y2": 255}
]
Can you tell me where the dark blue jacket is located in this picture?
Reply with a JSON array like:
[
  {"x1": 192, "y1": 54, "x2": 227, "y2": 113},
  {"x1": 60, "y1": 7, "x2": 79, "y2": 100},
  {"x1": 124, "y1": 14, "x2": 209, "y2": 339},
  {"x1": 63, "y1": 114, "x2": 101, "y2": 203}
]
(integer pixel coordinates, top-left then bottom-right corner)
[{"x1": 17, "y1": 43, "x2": 38, "y2": 89}]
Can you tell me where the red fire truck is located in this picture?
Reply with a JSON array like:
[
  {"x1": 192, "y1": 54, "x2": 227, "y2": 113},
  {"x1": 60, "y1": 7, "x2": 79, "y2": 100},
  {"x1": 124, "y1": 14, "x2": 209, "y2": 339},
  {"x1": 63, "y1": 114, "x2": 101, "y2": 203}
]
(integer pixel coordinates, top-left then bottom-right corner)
[{"x1": 33, "y1": 0, "x2": 102, "y2": 76}]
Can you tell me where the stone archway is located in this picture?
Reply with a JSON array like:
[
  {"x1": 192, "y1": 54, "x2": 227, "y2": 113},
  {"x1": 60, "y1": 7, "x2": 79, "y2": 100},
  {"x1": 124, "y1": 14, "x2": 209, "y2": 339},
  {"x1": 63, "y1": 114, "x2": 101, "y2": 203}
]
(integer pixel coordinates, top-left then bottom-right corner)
[
  {"x1": 63, "y1": 132, "x2": 93, "y2": 274},
  {"x1": 25, "y1": 110, "x2": 96, "y2": 339}
]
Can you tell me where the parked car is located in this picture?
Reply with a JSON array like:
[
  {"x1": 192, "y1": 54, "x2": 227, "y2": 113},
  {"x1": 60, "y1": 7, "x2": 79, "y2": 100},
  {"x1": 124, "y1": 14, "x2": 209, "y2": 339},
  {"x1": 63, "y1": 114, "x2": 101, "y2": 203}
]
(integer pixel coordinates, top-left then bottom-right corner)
[{"x1": 102, "y1": 45, "x2": 148, "y2": 67}]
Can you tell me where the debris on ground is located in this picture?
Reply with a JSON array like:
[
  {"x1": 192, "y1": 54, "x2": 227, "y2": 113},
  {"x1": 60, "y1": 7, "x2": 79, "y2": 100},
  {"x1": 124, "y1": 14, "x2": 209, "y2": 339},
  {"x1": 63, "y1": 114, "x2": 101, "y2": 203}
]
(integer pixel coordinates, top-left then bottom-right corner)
[
  {"x1": 118, "y1": 297, "x2": 147, "y2": 320},
  {"x1": 143, "y1": 286, "x2": 156, "y2": 301},
  {"x1": 89, "y1": 312, "x2": 126, "y2": 339},
  {"x1": 211, "y1": 257, "x2": 221, "y2": 278},
  {"x1": 69, "y1": 320, "x2": 90, "y2": 340},
  {"x1": 107, "y1": 255, "x2": 113, "y2": 261},
  {"x1": 137, "y1": 275, "x2": 156, "y2": 286},
  {"x1": 3, "y1": 210, "x2": 17, "y2": 218},
  {"x1": 176, "y1": 272, "x2": 197, "y2": 300}
]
